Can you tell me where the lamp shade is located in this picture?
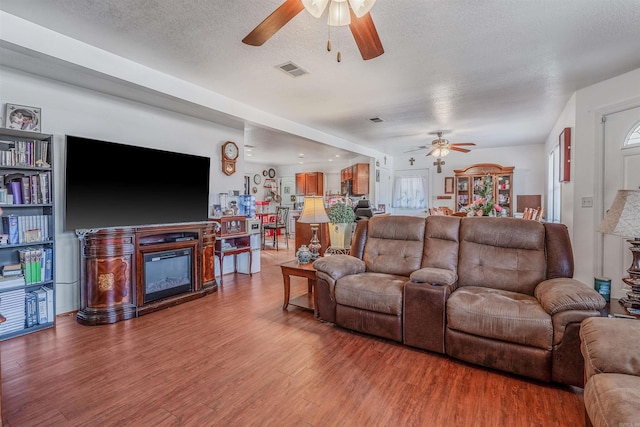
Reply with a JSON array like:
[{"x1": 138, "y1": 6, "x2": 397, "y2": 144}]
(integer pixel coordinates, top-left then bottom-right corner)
[
  {"x1": 328, "y1": 0, "x2": 350, "y2": 26},
  {"x1": 301, "y1": 0, "x2": 330, "y2": 18},
  {"x1": 598, "y1": 190, "x2": 640, "y2": 237},
  {"x1": 298, "y1": 196, "x2": 329, "y2": 224}
]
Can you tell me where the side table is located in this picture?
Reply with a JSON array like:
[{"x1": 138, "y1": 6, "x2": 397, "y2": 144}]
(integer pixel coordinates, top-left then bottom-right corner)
[
  {"x1": 602, "y1": 298, "x2": 640, "y2": 319},
  {"x1": 280, "y1": 259, "x2": 318, "y2": 318}
]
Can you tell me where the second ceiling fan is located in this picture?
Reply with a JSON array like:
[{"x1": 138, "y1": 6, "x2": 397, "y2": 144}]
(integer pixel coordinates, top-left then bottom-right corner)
[
  {"x1": 406, "y1": 131, "x2": 477, "y2": 158},
  {"x1": 242, "y1": 0, "x2": 384, "y2": 61}
]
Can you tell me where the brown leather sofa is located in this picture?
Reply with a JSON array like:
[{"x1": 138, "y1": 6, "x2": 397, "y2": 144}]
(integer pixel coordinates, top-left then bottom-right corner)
[
  {"x1": 313, "y1": 215, "x2": 606, "y2": 387},
  {"x1": 580, "y1": 317, "x2": 640, "y2": 426}
]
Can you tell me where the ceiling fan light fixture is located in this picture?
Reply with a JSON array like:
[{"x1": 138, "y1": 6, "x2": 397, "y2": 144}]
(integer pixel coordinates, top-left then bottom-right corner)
[
  {"x1": 431, "y1": 148, "x2": 450, "y2": 158},
  {"x1": 348, "y1": 0, "x2": 376, "y2": 18},
  {"x1": 328, "y1": 0, "x2": 351, "y2": 26},
  {"x1": 301, "y1": 0, "x2": 330, "y2": 18}
]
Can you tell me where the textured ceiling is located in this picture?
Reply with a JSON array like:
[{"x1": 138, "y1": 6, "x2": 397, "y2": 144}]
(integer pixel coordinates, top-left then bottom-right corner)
[{"x1": 2, "y1": 0, "x2": 640, "y2": 165}]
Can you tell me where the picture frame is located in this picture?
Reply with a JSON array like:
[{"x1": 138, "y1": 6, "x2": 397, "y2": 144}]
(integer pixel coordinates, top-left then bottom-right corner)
[
  {"x1": 5, "y1": 103, "x2": 41, "y2": 132},
  {"x1": 377, "y1": 204, "x2": 386, "y2": 213},
  {"x1": 444, "y1": 177, "x2": 454, "y2": 194},
  {"x1": 559, "y1": 127, "x2": 571, "y2": 182}
]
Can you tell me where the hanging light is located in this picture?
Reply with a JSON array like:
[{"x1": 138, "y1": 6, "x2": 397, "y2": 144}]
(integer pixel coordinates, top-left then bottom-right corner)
[
  {"x1": 302, "y1": 0, "x2": 376, "y2": 20},
  {"x1": 431, "y1": 147, "x2": 450, "y2": 158},
  {"x1": 302, "y1": 0, "x2": 377, "y2": 62}
]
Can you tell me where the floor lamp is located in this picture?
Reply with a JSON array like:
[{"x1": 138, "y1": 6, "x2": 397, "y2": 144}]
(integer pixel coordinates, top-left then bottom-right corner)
[{"x1": 297, "y1": 196, "x2": 329, "y2": 259}]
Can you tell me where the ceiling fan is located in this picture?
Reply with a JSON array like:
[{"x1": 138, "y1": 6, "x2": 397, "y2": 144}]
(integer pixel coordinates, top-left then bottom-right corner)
[
  {"x1": 242, "y1": 0, "x2": 384, "y2": 61},
  {"x1": 405, "y1": 131, "x2": 476, "y2": 157}
]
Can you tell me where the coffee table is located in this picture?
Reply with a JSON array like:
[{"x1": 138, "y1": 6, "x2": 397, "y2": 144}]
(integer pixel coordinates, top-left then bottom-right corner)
[{"x1": 280, "y1": 259, "x2": 317, "y2": 318}]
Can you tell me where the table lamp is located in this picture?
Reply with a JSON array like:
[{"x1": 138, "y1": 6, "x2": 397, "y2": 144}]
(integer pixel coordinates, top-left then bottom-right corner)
[
  {"x1": 598, "y1": 189, "x2": 640, "y2": 287},
  {"x1": 297, "y1": 196, "x2": 329, "y2": 259}
]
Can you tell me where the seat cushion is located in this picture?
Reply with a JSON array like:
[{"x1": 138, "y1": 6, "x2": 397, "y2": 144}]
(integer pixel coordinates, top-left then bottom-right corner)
[
  {"x1": 447, "y1": 287, "x2": 552, "y2": 349},
  {"x1": 580, "y1": 317, "x2": 640, "y2": 379},
  {"x1": 584, "y1": 373, "x2": 640, "y2": 427},
  {"x1": 335, "y1": 272, "x2": 407, "y2": 315}
]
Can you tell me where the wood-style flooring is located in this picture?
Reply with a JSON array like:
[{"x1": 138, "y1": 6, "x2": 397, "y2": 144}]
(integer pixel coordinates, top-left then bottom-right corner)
[{"x1": 1, "y1": 240, "x2": 585, "y2": 426}]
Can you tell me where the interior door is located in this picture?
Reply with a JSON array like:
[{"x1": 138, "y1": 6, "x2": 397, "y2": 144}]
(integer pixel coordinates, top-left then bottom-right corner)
[{"x1": 603, "y1": 106, "x2": 640, "y2": 298}]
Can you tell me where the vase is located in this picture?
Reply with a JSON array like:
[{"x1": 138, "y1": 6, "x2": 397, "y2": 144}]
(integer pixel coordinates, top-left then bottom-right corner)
[
  {"x1": 296, "y1": 245, "x2": 312, "y2": 264},
  {"x1": 328, "y1": 222, "x2": 353, "y2": 249}
]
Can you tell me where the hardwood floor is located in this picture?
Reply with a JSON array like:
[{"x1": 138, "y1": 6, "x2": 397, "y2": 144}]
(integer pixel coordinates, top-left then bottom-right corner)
[{"x1": 1, "y1": 240, "x2": 585, "y2": 426}]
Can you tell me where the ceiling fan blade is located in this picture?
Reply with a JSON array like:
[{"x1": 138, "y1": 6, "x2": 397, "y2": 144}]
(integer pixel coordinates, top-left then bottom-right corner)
[
  {"x1": 450, "y1": 146, "x2": 471, "y2": 153},
  {"x1": 242, "y1": 0, "x2": 305, "y2": 46},
  {"x1": 450, "y1": 143, "x2": 476, "y2": 146},
  {"x1": 348, "y1": 9, "x2": 384, "y2": 60},
  {"x1": 403, "y1": 145, "x2": 429, "y2": 153}
]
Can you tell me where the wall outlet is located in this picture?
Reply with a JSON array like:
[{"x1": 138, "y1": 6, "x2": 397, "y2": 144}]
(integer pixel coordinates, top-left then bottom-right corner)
[{"x1": 581, "y1": 196, "x2": 593, "y2": 208}]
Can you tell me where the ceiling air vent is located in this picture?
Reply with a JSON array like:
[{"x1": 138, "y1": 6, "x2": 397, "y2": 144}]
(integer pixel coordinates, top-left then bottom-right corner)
[
  {"x1": 369, "y1": 117, "x2": 384, "y2": 123},
  {"x1": 276, "y1": 61, "x2": 308, "y2": 78}
]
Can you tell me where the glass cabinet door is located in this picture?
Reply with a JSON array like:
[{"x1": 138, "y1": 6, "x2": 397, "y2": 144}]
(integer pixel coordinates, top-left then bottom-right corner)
[
  {"x1": 456, "y1": 177, "x2": 470, "y2": 210},
  {"x1": 496, "y1": 175, "x2": 512, "y2": 216}
]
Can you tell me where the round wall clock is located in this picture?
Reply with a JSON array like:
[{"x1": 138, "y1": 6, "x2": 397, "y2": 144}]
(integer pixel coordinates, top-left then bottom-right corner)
[{"x1": 253, "y1": 174, "x2": 262, "y2": 185}]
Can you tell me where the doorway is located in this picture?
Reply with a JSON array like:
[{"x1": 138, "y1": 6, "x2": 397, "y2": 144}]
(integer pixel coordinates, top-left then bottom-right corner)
[{"x1": 602, "y1": 106, "x2": 640, "y2": 298}]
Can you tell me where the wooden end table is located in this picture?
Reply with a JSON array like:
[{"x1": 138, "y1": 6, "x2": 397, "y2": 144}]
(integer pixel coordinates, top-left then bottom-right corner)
[
  {"x1": 280, "y1": 259, "x2": 318, "y2": 318},
  {"x1": 602, "y1": 298, "x2": 640, "y2": 319}
]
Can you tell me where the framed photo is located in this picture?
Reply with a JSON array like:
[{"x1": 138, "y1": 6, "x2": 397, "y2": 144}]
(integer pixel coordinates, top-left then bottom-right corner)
[
  {"x1": 284, "y1": 186, "x2": 290, "y2": 194},
  {"x1": 559, "y1": 127, "x2": 571, "y2": 182},
  {"x1": 444, "y1": 177, "x2": 454, "y2": 194},
  {"x1": 5, "y1": 103, "x2": 41, "y2": 132},
  {"x1": 377, "y1": 204, "x2": 385, "y2": 213}
]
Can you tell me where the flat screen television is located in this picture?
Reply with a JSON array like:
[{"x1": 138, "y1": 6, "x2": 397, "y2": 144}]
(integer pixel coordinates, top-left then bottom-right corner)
[{"x1": 65, "y1": 135, "x2": 210, "y2": 231}]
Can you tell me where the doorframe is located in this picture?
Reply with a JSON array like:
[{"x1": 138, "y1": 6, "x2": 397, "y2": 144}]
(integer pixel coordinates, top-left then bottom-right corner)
[{"x1": 594, "y1": 97, "x2": 640, "y2": 278}]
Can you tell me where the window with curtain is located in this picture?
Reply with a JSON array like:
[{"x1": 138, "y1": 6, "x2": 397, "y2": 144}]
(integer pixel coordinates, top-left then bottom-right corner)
[{"x1": 392, "y1": 175, "x2": 427, "y2": 209}]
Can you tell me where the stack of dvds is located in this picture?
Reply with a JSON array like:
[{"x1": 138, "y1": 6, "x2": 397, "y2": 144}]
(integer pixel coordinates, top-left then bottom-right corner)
[{"x1": 619, "y1": 284, "x2": 640, "y2": 315}]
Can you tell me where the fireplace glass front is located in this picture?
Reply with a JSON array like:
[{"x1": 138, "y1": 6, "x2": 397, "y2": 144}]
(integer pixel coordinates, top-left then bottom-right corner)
[{"x1": 143, "y1": 248, "x2": 193, "y2": 303}]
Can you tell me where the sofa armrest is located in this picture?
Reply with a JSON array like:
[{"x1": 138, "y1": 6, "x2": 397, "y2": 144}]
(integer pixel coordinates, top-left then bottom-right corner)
[
  {"x1": 535, "y1": 278, "x2": 606, "y2": 315},
  {"x1": 313, "y1": 255, "x2": 366, "y2": 281},
  {"x1": 409, "y1": 267, "x2": 457, "y2": 287}
]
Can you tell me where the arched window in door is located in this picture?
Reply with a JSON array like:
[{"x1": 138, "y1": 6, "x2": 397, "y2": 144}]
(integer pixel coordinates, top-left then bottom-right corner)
[{"x1": 626, "y1": 121, "x2": 640, "y2": 146}]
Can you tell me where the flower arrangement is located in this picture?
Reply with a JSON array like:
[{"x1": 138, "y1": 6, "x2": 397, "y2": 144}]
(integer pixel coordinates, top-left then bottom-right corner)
[
  {"x1": 463, "y1": 174, "x2": 502, "y2": 217},
  {"x1": 327, "y1": 201, "x2": 356, "y2": 224}
]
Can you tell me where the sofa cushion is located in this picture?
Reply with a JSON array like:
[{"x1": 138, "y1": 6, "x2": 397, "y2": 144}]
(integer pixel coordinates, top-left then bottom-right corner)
[
  {"x1": 363, "y1": 216, "x2": 425, "y2": 276},
  {"x1": 584, "y1": 373, "x2": 640, "y2": 427},
  {"x1": 447, "y1": 287, "x2": 553, "y2": 350},
  {"x1": 422, "y1": 215, "x2": 460, "y2": 272},
  {"x1": 580, "y1": 317, "x2": 640, "y2": 379},
  {"x1": 458, "y1": 217, "x2": 546, "y2": 295},
  {"x1": 335, "y1": 272, "x2": 407, "y2": 315}
]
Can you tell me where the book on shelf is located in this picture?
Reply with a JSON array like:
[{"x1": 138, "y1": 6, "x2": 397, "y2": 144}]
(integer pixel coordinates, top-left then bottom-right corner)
[
  {"x1": 2, "y1": 215, "x2": 19, "y2": 244},
  {"x1": 32, "y1": 287, "x2": 47, "y2": 324},
  {"x1": 9, "y1": 180, "x2": 22, "y2": 204},
  {"x1": 25, "y1": 292, "x2": 37, "y2": 327},
  {"x1": 0, "y1": 275, "x2": 26, "y2": 290}
]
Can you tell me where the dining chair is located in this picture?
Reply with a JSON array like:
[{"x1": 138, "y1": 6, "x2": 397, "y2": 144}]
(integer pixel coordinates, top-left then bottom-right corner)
[{"x1": 262, "y1": 206, "x2": 290, "y2": 251}]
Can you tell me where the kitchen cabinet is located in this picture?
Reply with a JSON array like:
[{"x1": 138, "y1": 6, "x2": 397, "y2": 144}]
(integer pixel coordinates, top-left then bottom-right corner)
[
  {"x1": 340, "y1": 163, "x2": 370, "y2": 196},
  {"x1": 295, "y1": 172, "x2": 324, "y2": 196}
]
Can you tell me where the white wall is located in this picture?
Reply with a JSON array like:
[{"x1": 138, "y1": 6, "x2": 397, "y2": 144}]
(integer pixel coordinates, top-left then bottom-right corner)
[
  {"x1": 392, "y1": 144, "x2": 546, "y2": 212},
  {"x1": 564, "y1": 67, "x2": 640, "y2": 285},
  {"x1": 1, "y1": 67, "x2": 244, "y2": 314}
]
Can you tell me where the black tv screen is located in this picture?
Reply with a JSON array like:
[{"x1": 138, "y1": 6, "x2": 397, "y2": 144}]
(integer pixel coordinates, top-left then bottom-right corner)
[{"x1": 65, "y1": 135, "x2": 210, "y2": 231}]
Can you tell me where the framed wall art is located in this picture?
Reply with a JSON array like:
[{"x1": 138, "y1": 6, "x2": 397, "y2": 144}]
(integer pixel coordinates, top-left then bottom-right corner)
[
  {"x1": 444, "y1": 177, "x2": 454, "y2": 194},
  {"x1": 5, "y1": 103, "x2": 41, "y2": 132}
]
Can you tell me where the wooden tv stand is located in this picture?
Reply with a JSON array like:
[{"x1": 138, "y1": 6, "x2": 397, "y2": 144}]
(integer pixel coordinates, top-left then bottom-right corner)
[{"x1": 76, "y1": 222, "x2": 217, "y2": 325}]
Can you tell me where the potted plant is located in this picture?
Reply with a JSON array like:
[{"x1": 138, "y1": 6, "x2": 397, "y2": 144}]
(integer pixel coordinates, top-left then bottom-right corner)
[{"x1": 327, "y1": 201, "x2": 356, "y2": 249}]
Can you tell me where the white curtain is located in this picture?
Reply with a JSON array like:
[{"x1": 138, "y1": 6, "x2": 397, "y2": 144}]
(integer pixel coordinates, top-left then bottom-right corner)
[{"x1": 392, "y1": 175, "x2": 427, "y2": 209}]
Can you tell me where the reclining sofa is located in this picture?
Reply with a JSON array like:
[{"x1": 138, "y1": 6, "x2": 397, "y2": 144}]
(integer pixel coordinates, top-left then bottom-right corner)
[{"x1": 313, "y1": 215, "x2": 606, "y2": 387}]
